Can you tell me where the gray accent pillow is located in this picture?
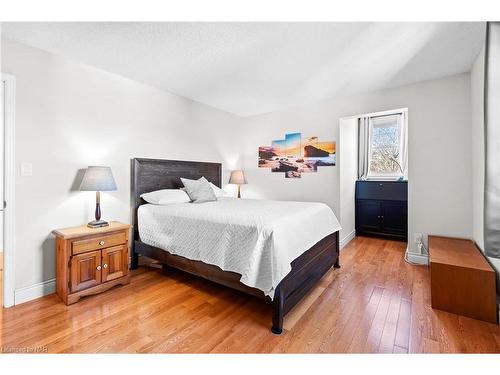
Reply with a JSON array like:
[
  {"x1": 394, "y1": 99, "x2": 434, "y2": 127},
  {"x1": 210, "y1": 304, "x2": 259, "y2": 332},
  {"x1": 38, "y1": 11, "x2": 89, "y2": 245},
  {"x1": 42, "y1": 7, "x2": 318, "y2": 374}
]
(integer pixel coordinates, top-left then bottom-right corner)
[{"x1": 180, "y1": 177, "x2": 217, "y2": 203}]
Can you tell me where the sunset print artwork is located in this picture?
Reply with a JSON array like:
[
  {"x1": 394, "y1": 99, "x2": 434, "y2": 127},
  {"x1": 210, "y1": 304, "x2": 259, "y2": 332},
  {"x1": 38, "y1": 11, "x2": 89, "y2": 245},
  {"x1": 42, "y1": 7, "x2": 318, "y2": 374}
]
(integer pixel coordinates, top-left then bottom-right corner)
[{"x1": 258, "y1": 133, "x2": 336, "y2": 178}]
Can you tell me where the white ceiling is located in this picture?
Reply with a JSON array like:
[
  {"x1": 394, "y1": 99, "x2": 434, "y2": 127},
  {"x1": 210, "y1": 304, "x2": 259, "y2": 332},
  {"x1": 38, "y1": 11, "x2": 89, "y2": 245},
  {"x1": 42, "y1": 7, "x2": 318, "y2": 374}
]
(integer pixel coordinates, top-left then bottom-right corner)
[{"x1": 1, "y1": 22, "x2": 485, "y2": 116}]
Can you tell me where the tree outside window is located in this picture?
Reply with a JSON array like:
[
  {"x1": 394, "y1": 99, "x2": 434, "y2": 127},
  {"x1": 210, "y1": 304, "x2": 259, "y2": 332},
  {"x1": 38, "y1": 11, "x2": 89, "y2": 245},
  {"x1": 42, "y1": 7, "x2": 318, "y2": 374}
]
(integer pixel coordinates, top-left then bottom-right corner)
[{"x1": 368, "y1": 115, "x2": 404, "y2": 178}]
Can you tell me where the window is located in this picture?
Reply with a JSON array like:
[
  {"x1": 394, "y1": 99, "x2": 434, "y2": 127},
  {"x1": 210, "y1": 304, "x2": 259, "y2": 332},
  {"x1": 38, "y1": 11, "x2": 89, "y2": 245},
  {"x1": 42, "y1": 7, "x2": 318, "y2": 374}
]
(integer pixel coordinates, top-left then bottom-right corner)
[
  {"x1": 368, "y1": 114, "x2": 405, "y2": 178},
  {"x1": 358, "y1": 110, "x2": 407, "y2": 180}
]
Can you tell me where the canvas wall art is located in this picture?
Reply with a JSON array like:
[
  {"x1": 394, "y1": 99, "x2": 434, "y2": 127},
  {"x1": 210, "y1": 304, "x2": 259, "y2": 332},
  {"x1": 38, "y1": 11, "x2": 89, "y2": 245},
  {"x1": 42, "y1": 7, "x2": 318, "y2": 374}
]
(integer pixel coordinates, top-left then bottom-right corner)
[{"x1": 258, "y1": 133, "x2": 336, "y2": 178}]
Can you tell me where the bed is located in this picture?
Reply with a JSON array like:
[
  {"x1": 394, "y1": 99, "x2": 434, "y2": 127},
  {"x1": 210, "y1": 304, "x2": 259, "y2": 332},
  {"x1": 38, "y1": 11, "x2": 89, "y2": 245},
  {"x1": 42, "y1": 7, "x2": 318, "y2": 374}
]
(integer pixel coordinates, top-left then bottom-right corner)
[{"x1": 131, "y1": 158, "x2": 341, "y2": 334}]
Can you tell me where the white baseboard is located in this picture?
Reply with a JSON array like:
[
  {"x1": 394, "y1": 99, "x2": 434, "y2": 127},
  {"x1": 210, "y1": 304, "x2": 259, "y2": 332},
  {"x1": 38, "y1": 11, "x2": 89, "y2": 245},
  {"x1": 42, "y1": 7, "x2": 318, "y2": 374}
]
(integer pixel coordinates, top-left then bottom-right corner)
[
  {"x1": 14, "y1": 278, "x2": 55, "y2": 305},
  {"x1": 340, "y1": 230, "x2": 356, "y2": 249},
  {"x1": 405, "y1": 250, "x2": 429, "y2": 265}
]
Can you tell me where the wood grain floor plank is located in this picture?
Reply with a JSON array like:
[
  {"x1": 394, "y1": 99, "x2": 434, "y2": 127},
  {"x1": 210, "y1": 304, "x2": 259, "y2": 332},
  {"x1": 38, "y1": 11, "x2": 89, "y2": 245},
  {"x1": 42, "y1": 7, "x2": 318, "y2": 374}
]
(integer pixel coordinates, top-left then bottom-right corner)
[
  {"x1": 344, "y1": 286, "x2": 384, "y2": 353},
  {"x1": 394, "y1": 298, "x2": 411, "y2": 350},
  {"x1": 393, "y1": 345, "x2": 408, "y2": 353}
]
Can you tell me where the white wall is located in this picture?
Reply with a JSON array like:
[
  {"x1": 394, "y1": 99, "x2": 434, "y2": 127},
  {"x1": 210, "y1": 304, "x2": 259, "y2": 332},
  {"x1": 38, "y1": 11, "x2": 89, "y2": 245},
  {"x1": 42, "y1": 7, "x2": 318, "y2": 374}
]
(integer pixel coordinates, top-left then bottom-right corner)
[
  {"x1": 339, "y1": 118, "x2": 358, "y2": 246},
  {"x1": 234, "y1": 73, "x2": 472, "y2": 254},
  {"x1": 1, "y1": 39, "x2": 238, "y2": 295}
]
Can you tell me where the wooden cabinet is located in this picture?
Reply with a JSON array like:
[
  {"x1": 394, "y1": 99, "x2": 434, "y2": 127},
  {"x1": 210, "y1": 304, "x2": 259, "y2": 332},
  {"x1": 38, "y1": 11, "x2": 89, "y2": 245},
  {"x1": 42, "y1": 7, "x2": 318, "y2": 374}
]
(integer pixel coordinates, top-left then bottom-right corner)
[
  {"x1": 53, "y1": 222, "x2": 131, "y2": 305},
  {"x1": 355, "y1": 181, "x2": 407, "y2": 240},
  {"x1": 429, "y1": 235, "x2": 497, "y2": 324}
]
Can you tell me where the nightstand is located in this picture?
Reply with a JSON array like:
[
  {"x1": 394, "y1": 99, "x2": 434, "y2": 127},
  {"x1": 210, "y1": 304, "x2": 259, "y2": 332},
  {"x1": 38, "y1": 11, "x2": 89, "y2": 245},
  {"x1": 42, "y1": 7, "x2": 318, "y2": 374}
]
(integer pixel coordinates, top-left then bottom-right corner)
[{"x1": 52, "y1": 221, "x2": 131, "y2": 305}]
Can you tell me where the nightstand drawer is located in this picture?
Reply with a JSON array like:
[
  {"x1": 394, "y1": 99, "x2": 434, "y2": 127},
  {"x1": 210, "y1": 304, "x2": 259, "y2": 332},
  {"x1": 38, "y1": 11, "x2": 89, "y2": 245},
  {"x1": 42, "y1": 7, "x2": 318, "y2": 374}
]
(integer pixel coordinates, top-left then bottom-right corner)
[{"x1": 72, "y1": 231, "x2": 127, "y2": 255}]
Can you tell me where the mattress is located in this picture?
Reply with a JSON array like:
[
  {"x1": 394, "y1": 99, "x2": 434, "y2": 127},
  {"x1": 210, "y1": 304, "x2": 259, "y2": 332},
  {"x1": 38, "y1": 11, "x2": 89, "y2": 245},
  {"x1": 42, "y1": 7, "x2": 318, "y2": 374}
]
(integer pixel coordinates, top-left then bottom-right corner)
[{"x1": 138, "y1": 197, "x2": 341, "y2": 298}]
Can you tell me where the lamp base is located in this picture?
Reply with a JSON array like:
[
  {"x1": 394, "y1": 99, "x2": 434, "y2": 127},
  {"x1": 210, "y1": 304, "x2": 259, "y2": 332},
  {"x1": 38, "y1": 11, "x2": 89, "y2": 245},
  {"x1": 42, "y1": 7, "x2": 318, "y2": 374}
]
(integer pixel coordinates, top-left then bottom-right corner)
[{"x1": 87, "y1": 220, "x2": 109, "y2": 229}]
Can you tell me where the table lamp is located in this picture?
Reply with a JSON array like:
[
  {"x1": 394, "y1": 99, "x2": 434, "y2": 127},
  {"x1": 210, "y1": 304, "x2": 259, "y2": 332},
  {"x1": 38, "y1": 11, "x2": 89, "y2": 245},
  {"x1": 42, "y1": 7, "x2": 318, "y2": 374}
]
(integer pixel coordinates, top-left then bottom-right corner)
[
  {"x1": 79, "y1": 166, "x2": 117, "y2": 228},
  {"x1": 229, "y1": 170, "x2": 247, "y2": 198}
]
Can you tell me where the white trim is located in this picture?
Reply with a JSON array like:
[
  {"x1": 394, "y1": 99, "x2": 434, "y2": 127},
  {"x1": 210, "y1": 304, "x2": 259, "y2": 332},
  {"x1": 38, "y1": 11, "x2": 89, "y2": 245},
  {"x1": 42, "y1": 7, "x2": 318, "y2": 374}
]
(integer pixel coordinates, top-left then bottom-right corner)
[
  {"x1": 340, "y1": 230, "x2": 356, "y2": 249},
  {"x1": 366, "y1": 110, "x2": 407, "y2": 180},
  {"x1": 14, "y1": 279, "x2": 55, "y2": 305},
  {"x1": 1, "y1": 73, "x2": 16, "y2": 307},
  {"x1": 340, "y1": 107, "x2": 409, "y2": 121}
]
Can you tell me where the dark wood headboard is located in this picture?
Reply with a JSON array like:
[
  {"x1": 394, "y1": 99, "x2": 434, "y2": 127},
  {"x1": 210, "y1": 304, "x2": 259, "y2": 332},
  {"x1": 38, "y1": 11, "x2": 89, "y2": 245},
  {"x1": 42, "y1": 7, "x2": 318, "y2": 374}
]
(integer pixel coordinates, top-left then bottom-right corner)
[{"x1": 131, "y1": 158, "x2": 222, "y2": 238}]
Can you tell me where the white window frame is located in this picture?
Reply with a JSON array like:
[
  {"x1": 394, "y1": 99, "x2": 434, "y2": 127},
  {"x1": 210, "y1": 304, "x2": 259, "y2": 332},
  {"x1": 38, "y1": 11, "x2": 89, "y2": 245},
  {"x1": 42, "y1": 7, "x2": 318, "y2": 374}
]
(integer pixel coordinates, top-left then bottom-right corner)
[{"x1": 366, "y1": 110, "x2": 407, "y2": 181}]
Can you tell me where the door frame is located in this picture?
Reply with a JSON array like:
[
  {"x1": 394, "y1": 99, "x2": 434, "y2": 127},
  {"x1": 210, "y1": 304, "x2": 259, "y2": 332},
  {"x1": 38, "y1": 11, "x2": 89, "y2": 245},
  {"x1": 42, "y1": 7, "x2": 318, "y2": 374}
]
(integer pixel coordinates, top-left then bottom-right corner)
[{"x1": 1, "y1": 73, "x2": 16, "y2": 307}]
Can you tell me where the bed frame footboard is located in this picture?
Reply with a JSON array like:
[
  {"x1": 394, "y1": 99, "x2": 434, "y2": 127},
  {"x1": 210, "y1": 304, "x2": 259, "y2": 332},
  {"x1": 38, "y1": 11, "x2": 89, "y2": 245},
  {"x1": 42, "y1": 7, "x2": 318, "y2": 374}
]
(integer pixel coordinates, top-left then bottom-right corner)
[
  {"x1": 133, "y1": 231, "x2": 339, "y2": 334},
  {"x1": 271, "y1": 231, "x2": 339, "y2": 334}
]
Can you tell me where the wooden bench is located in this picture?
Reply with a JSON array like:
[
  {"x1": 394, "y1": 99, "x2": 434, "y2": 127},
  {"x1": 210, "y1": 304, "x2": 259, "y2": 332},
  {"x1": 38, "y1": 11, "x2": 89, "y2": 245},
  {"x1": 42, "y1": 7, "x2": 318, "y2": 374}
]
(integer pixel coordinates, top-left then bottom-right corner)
[{"x1": 429, "y1": 235, "x2": 498, "y2": 324}]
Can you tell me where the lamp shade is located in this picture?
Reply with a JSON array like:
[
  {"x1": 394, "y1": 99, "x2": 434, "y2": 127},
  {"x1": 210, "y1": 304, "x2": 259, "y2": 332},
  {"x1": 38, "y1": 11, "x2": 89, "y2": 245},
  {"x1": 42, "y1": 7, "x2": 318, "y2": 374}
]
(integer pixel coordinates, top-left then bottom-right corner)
[
  {"x1": 229, "y1": 170, "x2": 247, "y2": 185},
  {"x1": 79, "y1": 166, "x2": 117, "y2": 191}
]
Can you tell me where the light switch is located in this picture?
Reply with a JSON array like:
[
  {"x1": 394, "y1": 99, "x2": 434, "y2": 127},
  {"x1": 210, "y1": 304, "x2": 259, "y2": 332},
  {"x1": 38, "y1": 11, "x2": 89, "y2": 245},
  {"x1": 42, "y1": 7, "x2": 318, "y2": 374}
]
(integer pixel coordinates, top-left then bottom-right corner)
[{"x1": 21, "y1": 162, "x2": 32, "y2": 177}]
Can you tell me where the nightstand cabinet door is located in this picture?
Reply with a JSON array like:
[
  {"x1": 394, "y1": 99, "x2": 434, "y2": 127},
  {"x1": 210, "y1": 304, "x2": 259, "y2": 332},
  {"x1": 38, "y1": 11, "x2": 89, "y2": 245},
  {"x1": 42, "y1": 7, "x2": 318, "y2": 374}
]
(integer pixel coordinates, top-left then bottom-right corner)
[
  {"x1": 70, "y1": 250, "x2": 102, "y2": 292},
  {"x1": 102, "y1": 245, "x2": 129, "y2": 282}
]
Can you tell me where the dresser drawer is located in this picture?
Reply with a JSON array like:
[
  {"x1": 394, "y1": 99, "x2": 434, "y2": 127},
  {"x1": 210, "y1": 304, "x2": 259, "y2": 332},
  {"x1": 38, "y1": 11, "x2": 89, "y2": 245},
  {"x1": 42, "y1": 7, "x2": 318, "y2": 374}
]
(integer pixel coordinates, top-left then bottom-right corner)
[
  {"x1": 355, "y1": 181, "x2": 407, "y2": 201},
  {"x1": 72, "y1": 231, "x2": 127, "y2": 255}
]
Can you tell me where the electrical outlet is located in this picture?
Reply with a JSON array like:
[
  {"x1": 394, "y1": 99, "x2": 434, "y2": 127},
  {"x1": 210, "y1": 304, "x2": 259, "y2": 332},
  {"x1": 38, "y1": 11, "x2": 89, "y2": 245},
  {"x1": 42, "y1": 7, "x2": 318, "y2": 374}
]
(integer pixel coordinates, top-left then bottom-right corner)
[{"x1": 414, "y1": 233, "x2": 423, "y2": 245}]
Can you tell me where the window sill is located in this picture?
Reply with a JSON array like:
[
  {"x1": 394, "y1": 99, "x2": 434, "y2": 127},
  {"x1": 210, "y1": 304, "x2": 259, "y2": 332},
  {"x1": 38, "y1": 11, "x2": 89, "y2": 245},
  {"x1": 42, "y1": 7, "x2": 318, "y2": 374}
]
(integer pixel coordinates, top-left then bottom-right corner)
[{"x1": 363, "y1": 177, "x2": 407, "y2": 182}]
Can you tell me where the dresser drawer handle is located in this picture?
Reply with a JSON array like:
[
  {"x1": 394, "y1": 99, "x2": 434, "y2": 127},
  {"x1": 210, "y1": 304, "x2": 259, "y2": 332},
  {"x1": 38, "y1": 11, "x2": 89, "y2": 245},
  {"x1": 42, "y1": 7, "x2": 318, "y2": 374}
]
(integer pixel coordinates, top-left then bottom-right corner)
[
  {"x1": 379, "y1": 183, "x2": 383, "y2": 187},
  {"x1": 103, "y1": 263, "x2": 108, "y2": 269},
  {"x1": 99, "y1": 240, "x2": 105, "y2": 246},
  {"x1": 96, "y1": 265, "x2": 102, "y2": 271}
]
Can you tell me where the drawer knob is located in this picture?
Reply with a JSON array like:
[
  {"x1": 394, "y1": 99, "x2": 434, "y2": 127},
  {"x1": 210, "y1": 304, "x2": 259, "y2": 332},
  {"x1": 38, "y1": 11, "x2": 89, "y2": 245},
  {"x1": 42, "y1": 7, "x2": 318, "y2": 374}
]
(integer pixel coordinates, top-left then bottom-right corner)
[
  {"x1": 103, "y1": 263, "x2": 108, "y2": 269},
  {"x1": 379, "y1": 183, "x2": 383, "y2": 187},
  {"x1": 96, "y1": 265, "x2": 102, "y2": 271},
  {"x1": 99, "y1": 240, "x2": 105, "y2": 246}
]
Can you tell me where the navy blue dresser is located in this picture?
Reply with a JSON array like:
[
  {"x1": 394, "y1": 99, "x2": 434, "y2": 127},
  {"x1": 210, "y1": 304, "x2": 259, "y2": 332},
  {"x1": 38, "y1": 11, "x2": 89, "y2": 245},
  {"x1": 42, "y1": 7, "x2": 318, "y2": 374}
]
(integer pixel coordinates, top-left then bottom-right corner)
[{"x1": 355, "y1": 180, "x2": 408, "y2": 241}]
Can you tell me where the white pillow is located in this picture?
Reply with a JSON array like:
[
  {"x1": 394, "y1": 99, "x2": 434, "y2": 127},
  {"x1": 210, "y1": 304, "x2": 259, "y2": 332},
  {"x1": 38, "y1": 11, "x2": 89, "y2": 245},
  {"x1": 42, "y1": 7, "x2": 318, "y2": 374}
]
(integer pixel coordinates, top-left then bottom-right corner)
[
  {"x1": 181, "y1": 177, "x2": 217, "y2": 203},
  {"x1": 141, "y1": 189, "x2": 191, "y2": 205},
  {"x1": 210, "y1": 182, "x2": 228, "y2": 198}
]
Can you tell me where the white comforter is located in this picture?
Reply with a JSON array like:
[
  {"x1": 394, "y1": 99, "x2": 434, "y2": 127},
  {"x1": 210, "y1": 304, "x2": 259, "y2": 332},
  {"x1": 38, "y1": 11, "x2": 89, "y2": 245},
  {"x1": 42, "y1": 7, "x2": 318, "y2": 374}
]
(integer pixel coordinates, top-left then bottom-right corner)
[{"x1": 138, "y1": 197, "x2": 341, "y2": 298}]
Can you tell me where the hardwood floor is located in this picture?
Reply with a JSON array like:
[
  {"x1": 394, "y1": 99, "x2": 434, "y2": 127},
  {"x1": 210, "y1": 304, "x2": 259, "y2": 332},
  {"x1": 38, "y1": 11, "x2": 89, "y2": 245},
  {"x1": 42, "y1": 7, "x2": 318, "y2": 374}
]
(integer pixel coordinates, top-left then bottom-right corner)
[{"x1": 1, "y1": 236, "x2": 499, "y2": 353}]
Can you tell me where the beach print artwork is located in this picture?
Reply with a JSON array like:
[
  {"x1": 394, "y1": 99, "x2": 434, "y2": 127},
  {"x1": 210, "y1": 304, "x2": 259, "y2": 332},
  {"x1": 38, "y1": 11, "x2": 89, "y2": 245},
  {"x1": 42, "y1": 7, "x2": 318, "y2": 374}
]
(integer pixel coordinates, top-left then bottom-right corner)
[{"x1": 258, "y1": 132, "x2": 336, "y2": 178}]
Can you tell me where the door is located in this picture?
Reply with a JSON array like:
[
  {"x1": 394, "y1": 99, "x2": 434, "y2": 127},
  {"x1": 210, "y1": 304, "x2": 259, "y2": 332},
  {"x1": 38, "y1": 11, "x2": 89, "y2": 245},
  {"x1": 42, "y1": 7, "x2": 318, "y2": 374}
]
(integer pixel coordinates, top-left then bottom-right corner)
[
  {"x1": 381, "y1": 201, "x2": 408, "y2": 236},
  {"x1": 70, "y1": 250, "x2": 102, "y2": 292},
  {"x1": 1, "y1": 74, "x2": 14, "y2": 307},
  {"x1": 101, "y1": 245, "x2": 128, "y2": 282},
  {"x1": 0, "y1": 80, "x2": 4, "y2": 306},
  {"x1": 356, "y1": 200, "x2": 382, "y2": 232}
]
